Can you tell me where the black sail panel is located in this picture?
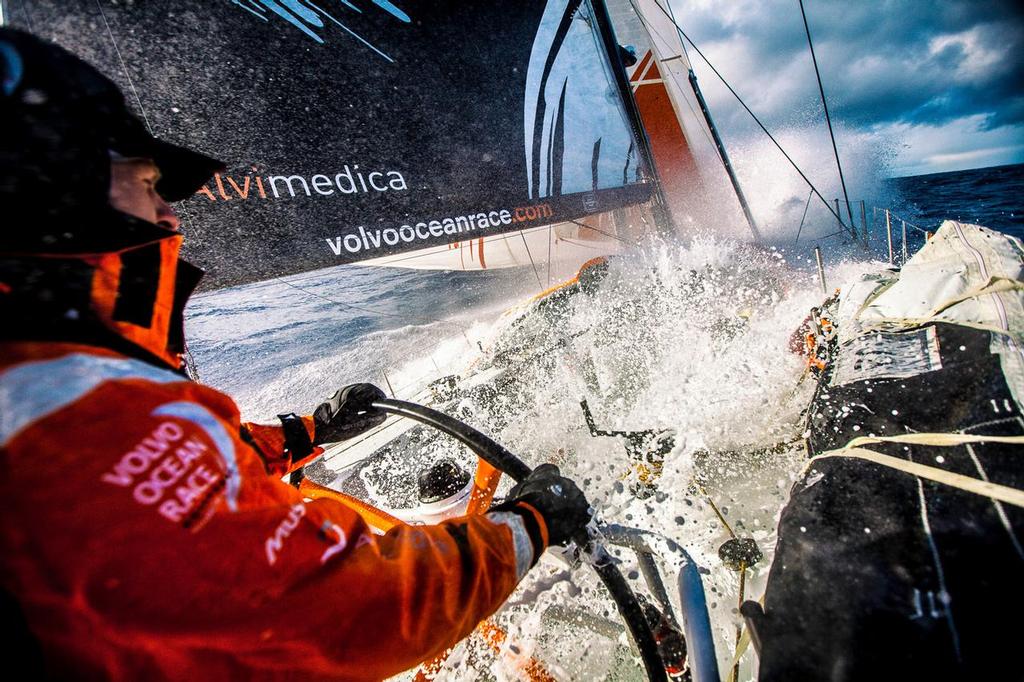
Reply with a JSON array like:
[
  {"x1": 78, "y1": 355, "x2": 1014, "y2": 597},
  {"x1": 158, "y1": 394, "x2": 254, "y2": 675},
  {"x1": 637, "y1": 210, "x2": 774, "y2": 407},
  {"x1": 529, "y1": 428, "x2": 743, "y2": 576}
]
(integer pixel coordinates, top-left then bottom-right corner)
[{"x1": 14, "y1": 1, "x2": 652, "y2": 288}]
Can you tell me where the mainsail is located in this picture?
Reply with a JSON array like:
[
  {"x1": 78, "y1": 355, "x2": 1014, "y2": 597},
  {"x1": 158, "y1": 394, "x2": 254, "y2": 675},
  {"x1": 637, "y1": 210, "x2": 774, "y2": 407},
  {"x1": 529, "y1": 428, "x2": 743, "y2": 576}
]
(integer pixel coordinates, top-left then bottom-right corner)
[
  {"x1": 12, "y1": 0, "x2": 707, "y2": 288},
  {"x1": 365, "y1": 0, "x2": 750, "y2": 276}
]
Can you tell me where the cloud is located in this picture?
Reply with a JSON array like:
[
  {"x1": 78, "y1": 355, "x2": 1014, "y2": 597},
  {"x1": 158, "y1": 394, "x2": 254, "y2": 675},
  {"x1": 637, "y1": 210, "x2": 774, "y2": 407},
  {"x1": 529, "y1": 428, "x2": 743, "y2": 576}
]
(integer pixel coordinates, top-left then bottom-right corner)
[
  {"x1": 667, "y1": 0, "x2": 1024, "y2": 174},
  {"x1": 875, "y1": 115, "x2": 1024, "y2": 176}
]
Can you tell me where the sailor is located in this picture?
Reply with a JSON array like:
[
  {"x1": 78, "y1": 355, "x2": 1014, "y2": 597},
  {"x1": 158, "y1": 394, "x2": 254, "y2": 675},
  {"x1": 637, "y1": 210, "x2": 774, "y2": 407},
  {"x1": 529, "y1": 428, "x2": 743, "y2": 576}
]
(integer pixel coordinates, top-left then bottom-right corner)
[{"x1": 0, "y1": 29, "x2": 592, "y2": 680}]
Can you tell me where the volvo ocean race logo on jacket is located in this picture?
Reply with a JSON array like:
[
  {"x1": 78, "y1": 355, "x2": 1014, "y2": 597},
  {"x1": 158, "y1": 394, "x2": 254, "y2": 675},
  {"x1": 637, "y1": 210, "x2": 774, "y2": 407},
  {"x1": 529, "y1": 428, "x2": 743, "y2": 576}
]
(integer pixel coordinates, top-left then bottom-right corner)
[{"x1": 99, "y1": 402, "x2": 242, "y2": 530}]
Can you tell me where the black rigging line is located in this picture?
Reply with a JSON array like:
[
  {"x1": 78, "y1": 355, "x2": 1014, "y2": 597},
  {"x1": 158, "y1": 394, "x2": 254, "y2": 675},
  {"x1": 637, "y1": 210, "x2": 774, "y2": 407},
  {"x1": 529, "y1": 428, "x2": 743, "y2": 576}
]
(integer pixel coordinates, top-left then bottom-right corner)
[
  {"x1": 94, "y1": 0, "x2": 153, "y2": 132},
  {"x1": 14, "y1": 0, "x2": 35, "y2": 33},
  {"x1": 70, "y1": 4, "x2": 461, "y2": 362},
  {"x1": 270, "y1": 275, "x2": 446, "y2": 326},
  {"x1": 90, "y1": 0, "x2": 214, "y2": 290},
  {"x1": 793, "y1": 189, "x2": 813, "y2": 245},
  {"x1": 810, "y1": 226, "x2": 850, "y2": 243},
  {"x1": 519, "y1": 232, "x2": 546, "y2": 290},
  {"x1": 799, "y1": 0, "x2": 856, "y2": 236},
  {"x1": 568, "y1": 219, "x2": 639, "y2": 246},
  {"x1": 546, "y1": 226, "x2": 553, "y2": 286},
  {"x1": 647, "y1": 0, "x2": 851, "y2": 233}
]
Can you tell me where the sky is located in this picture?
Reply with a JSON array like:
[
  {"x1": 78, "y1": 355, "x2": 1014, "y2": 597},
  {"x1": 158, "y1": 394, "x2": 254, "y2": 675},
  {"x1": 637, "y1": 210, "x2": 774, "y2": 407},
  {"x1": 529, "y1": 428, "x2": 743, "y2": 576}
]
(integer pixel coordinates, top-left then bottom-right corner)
[{"x1": 668, "y1": 0, "x2": 1024, "y2": 177}]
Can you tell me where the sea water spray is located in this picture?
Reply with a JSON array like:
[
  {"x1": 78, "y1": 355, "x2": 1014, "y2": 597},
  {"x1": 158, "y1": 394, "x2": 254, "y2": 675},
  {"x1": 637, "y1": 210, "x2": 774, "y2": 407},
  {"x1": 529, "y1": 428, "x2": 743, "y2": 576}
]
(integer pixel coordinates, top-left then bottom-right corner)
[
  {"x1": 370, "y1": 237, "x2": 887, "y2": 680},
  {"x1": 188, "y1": 234, "x2": 885, "y2": 680}
]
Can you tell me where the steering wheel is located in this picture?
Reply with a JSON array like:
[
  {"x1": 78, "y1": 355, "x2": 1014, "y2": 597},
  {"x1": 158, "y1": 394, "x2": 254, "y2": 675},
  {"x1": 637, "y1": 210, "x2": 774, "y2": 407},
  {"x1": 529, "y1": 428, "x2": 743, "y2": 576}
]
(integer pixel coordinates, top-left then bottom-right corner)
[{"x1": 372, "y1": 398, "x2": 670, "y2": 682}]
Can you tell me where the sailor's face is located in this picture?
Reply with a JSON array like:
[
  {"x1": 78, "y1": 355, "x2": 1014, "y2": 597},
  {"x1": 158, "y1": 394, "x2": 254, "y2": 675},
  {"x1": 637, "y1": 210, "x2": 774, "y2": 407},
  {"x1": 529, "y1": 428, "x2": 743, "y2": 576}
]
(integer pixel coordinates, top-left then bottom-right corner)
[{"x1": 108, "y1": 158, "x2": 180, "y2": 232}]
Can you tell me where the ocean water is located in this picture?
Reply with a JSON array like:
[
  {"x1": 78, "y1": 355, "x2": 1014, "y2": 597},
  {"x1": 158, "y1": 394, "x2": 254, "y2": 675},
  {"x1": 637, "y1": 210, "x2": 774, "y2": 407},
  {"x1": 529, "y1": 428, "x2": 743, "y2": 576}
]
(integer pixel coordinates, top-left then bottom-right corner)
[
  {"x1": 184, "y1": 163, "x2": 1023, "y2": 680},
  {"x1": 186, "y1": 265, "x2": 539, "y2": 420},
  {"x1": 890, "y1": 163, "x2": 1024, "y2": 239}
]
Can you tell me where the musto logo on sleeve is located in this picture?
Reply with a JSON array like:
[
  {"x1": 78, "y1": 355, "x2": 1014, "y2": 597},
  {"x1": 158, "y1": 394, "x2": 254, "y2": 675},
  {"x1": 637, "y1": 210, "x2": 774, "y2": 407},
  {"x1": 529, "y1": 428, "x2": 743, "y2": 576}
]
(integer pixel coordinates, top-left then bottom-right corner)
[{"x1": 99, "y1": 402, "x2": 242, "y2": 530}]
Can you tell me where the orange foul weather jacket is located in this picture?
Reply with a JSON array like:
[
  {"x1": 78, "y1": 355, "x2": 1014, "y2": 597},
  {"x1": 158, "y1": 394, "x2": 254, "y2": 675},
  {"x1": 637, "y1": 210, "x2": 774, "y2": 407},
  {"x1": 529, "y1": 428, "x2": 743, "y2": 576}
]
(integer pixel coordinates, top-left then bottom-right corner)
[
  {"x1": 0, "y1": 342, "x2": 545, "y2": 680},
  {"x1": 0, "y1": 233, "x2": 545, "y2": 680}
]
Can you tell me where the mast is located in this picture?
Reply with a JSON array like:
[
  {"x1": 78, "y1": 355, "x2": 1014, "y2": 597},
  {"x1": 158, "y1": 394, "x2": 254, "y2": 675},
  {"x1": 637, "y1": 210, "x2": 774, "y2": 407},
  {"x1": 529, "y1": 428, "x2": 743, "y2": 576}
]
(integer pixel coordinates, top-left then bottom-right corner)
[
  {"x1": 687, "y1": 69, "x2": 761, "y2": 241},
  {"x1": 590, "y1": 0, "x2": 677, "y2": 237}
]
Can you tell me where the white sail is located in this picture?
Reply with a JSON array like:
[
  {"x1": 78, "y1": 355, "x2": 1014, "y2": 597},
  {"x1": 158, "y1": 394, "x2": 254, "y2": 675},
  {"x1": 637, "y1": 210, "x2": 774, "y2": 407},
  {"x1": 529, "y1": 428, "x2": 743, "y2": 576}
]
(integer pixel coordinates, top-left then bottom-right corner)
[
  {"x1": 362, "y1": 0, "x2": 737, "y2": 276},
  {"x1": 611, "y1": 0, "x2": 752, "y2": 235},
  {"x1": 359, "y1": 221, "x2": 618, "y2": 276}
]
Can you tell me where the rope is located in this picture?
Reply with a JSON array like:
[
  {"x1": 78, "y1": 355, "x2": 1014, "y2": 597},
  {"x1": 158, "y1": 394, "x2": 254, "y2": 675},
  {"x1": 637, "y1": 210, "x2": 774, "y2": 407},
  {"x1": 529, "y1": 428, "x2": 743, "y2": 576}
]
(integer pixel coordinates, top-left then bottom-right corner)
[
  {"x1": 662, "y1": 0, "x2": 689, "y2": 64},
  {"x1": 15, "y1": 0, "x2": 37, "y2": 41},
  {"x1": 183, "y1": 341, "x2": 201, "y2": 381},
  {"x1": 568, "y1": 219, "x2": 639, "y2": 246},
  {"x1": 11, "y1": 0, "x2": 34, "y2": 31},
  {"x1": 270, "y1": 275, "x2": 450, "y2": 326},
  {"x1": 872, "y1": 206, "x2": 929, "y2": 236},
  {"x1": 808, "y1": 432, "x2": 1024, "y2": 508},
  {"x1": 864, "y1": 318, "x2": 1021, "y2": 340},
  {"x1": 843, "y1": 432, "x2": 1024, "y2": 449},
  {"x1": 813, "y1": 444, "x2": 1024, "y2": 508},
  {"x1": 727, "y1": 595, "x2": 764, "y2": 681},
  {"x1": 926, "y1": 276, "x2": 1024, "y2": 317},
  {"x1": 647, "y1": 1, "x2": 850, "y2": 232},
  {"x1": 689, "y1": 481, "x2": 737, "y2": 538},
  {"x1": 798, "y1": 0, "x2": 855, "y2": 232},
  {"x1": 793, "y1": 189, "x2": 814, "y2": 245},
  {"x1": 519, "y1": 231, "x2": 545, "y2": 290},
  {"x1": 727, "y1": 591, "x2": 767, "y2": 680},
  {"x1": 90, "y1": 0, "x2": 224, "y2": 377},
  {"x1": 809, "y1": 226, "x2": 851, "y2": 243},
  {"x1": 707, "y1": 494, "x2": 736, "y2": 538},
  {"x1": 93, "y1": 0, "x2": 154, "y2": 133},
  {"x1": 692, "y1": 478, "x2": 749, "y2": 681},
  {"x1": 728, "y1": 625, "x2": 752, "y2": 681},
  {"x1": 731, "y1": 565, "x2": 745, "y2": 682}
]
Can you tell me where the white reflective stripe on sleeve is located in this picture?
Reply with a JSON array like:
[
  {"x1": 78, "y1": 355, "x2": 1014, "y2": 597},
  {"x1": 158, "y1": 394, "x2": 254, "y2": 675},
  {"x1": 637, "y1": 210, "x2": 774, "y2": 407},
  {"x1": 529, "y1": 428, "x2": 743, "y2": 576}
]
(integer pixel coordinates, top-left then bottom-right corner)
[
  {"x1": 485, "y1": 510, "x2": 535, "y2": 581},
  {"x1": 0, "y1": 353, "x2": 184, "y2": 446}
]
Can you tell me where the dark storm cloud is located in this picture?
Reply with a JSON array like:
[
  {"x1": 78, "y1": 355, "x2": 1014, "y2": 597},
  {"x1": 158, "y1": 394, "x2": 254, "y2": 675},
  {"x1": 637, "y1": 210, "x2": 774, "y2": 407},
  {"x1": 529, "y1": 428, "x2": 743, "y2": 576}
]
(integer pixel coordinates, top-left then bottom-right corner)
[{"x1": 675, "y1": 0, "x2": 1024, "y2": 133}]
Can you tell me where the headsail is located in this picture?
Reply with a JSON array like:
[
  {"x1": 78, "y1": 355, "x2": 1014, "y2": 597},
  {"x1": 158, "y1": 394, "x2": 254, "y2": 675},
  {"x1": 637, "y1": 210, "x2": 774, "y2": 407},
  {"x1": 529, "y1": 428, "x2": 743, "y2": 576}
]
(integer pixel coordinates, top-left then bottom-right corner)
[
  {"x1": 14, "y1": 0, "x2": 661, "y2": 288},
  {"x1": 609, "y1": 0, "x2": 753, "y2": 236}
]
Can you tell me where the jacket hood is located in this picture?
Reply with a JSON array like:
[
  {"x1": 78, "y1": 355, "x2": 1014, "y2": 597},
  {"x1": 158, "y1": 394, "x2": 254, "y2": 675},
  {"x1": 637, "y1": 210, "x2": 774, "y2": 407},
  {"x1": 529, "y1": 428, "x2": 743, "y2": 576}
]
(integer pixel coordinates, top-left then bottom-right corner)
[{"x1": 0, "y1": 212, "x2": 203, "y2": 369}]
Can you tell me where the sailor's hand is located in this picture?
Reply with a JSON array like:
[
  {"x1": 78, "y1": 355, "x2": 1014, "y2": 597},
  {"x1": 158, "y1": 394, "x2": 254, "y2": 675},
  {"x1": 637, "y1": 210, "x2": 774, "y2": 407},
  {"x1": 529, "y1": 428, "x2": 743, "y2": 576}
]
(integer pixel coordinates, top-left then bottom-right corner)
[
  {"x1": 502, "y1": 464, "x2": 592, "y2": 547},
  {"x1": 312, "y1": 384, "x2": 387, "y2": 444}
]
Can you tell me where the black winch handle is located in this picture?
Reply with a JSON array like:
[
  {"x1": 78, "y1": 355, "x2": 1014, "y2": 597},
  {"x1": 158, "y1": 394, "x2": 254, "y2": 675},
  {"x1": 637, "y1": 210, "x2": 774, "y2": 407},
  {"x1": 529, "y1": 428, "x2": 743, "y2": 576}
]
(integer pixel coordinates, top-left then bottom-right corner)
[{"x1": 371, "y1": 398, "x2": 669, "y2": 682}]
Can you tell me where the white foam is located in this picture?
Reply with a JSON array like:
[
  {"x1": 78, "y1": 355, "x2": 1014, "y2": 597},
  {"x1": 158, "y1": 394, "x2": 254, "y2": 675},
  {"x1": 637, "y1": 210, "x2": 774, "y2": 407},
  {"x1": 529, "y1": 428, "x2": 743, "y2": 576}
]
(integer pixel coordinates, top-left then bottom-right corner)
[{"x1": 188, "y1": 235, "x2": 878, "y2": 679}]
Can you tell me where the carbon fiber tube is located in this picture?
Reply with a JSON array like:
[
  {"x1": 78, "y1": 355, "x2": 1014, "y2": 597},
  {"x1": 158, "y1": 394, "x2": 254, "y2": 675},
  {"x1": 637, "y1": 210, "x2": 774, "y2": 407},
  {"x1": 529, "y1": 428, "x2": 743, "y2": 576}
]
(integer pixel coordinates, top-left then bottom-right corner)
[
  {"x1": 372, "y1": 398, "x2": 531, "y2": 480},
  {"x1": 600, "y1": 524, "x2": 721, "y2": 682},
  {"x1": 372, "y1": 398, "x2": 668, "y2": 682}
]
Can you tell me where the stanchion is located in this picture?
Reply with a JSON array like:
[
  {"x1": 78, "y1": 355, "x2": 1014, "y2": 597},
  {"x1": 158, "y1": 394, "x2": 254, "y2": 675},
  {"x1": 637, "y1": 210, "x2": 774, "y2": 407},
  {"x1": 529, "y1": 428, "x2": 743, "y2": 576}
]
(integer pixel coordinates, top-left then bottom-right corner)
[
  {"x1": 814, "y1": 247, "x2": 827, "y2": 294},
  {"x1": 885, "y1": 209, "x2": 894, "y2": 265},
  {"x1": 860, "y1": 200, "x2": 868, "y2": 245}
]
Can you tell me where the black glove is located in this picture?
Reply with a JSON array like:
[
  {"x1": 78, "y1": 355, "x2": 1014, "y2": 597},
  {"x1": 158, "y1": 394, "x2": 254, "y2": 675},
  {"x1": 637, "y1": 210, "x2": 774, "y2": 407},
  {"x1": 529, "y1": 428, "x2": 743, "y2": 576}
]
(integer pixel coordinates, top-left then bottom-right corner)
[
  {"x1": 312, "y1": 383, "x2": 387, "y2": 444},
  {"x1": 497, "y1": 463, "x2": 592, "y2": 547}
]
